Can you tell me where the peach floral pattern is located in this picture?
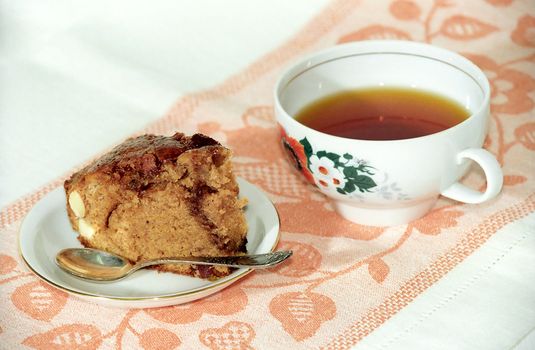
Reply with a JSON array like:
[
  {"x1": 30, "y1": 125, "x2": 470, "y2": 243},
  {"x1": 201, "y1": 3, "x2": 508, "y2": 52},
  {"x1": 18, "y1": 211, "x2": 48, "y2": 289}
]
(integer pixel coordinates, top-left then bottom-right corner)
[
  {"x1": 0, "y1": 254, "x2": 17, "y2": 274},
  {"x1": 11, "y1": 281, "x2": 68, "y2": 322},
  {"x1": 368, "y1": 258, "x2": 390, "y2": 283},
  {"x1": 439, "y1": 15, "x2": 497, "y2": 40},
  {"x1": 23, "y1": 324, "x2": 102, "y2": 350},
  {"x1": 412, "y1": 209, "x2": 464, "y2": 235},
  {"x1": 389, "y1": 0, "x2": 421, "y2": 21},
  {"x1": 463, "y1": 54, "x2": 535, "y2": 114},
  {"x1": 199, "y1": 321, "x2": 255, "y2": 350},
  {"x1": 271, "y1": 241, "x2": 322, "y2": 277},
  {"x1": 1, "y1": 0, "x2": 534, "y2": 349},
  {"x1": 503, "y1": 175, "x2": 527, "y2": 186},
  {"x1": 485, "y1": 0, "x2": 514, "y2": 6},
  {"x1": 511, "y1": 15, "x2": 535, "y2": 47},
  {"x1": 515, "y1": 123, "x2": 535, "y2": 150},
  {"x1": 139, "y1": 328, "x2": 181, "y2": 350},
  {"x1": 146, "y1": 287, "x2": 248, "y2": 324},
  {"x1": 270, "y1": 292, "x2": 336, "y2": 341},
  {"x1": 276, "y1": 199, "x2": 386, "y2": 240}
]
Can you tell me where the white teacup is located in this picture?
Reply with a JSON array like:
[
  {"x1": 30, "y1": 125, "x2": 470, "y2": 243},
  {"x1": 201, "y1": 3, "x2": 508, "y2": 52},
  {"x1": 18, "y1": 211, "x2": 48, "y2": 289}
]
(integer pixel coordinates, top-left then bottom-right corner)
[{"x1": 274, "y1": 40, "x2": 503, "y2": 226}]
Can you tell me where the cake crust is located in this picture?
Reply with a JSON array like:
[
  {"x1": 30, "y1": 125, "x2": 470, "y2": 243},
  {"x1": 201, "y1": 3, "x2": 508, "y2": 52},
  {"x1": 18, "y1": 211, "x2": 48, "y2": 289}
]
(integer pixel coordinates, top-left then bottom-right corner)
[{"x1": 65, "y1": 133, "x2": 221, "y2": 192}]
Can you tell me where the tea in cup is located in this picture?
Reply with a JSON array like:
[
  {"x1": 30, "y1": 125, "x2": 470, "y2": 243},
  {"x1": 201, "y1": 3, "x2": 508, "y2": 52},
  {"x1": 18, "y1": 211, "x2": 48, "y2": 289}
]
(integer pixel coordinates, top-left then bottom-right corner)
[{"x1": 274, "y1": 40, "x2": 503, "y2": 226}]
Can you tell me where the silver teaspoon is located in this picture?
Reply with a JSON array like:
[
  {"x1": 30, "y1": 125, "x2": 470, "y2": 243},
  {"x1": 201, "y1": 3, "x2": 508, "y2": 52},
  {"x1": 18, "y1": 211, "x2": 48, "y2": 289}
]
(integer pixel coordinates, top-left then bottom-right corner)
[{"x1": 55, "y1": 248, "x2": 292, "y2": 282}]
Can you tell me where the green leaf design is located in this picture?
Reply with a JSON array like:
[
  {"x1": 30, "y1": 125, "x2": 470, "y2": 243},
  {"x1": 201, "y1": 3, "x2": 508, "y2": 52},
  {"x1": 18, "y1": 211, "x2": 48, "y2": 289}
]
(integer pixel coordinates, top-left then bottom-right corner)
[
  {"x1": 316, "y1": 150, "x2": 327, "y2": 158},
  {"x1": 315, "y1": 151, "x2": 343, "y2": 167},
  {"x1": 343, "y1": 166, "x2": 359, "y2": 178},
  {"x1": 300, "y1": 138, "x2": 313, "y2": 159},
  {"x1": 342, "y1": 181, "x2": 356, "y2": 194},
  {"x1": 353, "y1": 175, "x2": 377, "y2": 192},
  {"x1": 356, "y1": 163, "x2": 375, "y2": 175},
  {"x1": 295, "y1": 139, "x2": 380, "y2": 195},
  {"x1": 324, "y1": 152, "x2": 340, "y2": 164}
]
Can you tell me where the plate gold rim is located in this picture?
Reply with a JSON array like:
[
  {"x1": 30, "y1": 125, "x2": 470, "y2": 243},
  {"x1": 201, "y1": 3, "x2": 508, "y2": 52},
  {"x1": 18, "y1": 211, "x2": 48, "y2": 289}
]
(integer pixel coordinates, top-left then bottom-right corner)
[{"x1": 18, "y1": 179, "x2": 281, "y2": 304}]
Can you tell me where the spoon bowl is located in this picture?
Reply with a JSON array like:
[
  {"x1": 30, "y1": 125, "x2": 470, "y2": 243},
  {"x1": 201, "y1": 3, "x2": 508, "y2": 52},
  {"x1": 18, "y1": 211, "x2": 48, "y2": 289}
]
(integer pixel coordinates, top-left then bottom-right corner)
[{"x1": 56, "y1": 248, "x2": 292, "y2": 282}]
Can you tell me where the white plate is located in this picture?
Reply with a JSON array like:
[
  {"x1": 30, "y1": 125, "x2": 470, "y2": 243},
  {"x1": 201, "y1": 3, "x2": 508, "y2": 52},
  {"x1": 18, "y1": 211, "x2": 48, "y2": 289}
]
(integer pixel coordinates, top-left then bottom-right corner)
[{"x1": 19, "y1": 178, "x2": 280, "y2": 308}]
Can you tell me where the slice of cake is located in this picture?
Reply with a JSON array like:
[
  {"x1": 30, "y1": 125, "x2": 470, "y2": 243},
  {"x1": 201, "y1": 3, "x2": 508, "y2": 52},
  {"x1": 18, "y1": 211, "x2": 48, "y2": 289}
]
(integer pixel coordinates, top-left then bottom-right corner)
[{"x1": 64, "y1": 132, "x2": 248, "y2": 279}]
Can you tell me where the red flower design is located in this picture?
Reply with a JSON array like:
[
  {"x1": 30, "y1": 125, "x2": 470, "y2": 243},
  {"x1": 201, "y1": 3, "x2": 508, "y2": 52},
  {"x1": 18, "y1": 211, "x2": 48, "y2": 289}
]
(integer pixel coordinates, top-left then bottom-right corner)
[{"x1": 279, "y1": 125, "x2": 315, "y2": 184}]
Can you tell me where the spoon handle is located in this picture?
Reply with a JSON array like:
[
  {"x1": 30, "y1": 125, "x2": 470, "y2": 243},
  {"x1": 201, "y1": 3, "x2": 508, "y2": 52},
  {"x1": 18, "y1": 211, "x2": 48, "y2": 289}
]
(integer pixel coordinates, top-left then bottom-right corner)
[{"x1": 134, "y1": 251, "x2": 293, "y2": 271}]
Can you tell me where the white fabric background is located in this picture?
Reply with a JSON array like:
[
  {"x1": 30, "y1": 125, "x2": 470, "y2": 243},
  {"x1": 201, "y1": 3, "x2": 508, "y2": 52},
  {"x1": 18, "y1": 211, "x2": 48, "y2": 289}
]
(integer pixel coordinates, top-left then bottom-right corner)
[
  {"x1": 1, "y1": 2, "x2": 534, "y2": 349},
  {"x1": 0, "y1": 0, "x2": 329, "y2": 208},
  {"x1": 357, "y1": 212, "x2": 535, "y2": 350}
]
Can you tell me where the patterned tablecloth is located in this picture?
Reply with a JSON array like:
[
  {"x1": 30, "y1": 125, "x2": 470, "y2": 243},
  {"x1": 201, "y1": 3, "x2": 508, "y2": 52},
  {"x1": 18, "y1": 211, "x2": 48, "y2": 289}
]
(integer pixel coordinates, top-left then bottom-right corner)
[{"x1": 1, "y1": 0, "x2": 534, "y2": 349}]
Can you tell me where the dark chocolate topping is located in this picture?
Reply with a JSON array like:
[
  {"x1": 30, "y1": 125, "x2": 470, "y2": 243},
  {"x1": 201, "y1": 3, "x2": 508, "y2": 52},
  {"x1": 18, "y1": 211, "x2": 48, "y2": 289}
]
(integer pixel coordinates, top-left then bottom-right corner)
[{"x1": 66, "y1": 132, "x2": 221, "y2": 191}]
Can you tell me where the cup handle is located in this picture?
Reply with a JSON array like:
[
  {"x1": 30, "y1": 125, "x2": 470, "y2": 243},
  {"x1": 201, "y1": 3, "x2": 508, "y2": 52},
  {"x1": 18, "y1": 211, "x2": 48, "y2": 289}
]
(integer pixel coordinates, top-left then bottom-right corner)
[{"x1": 441, "y1": 148, "x2": 503, "y2": 204}]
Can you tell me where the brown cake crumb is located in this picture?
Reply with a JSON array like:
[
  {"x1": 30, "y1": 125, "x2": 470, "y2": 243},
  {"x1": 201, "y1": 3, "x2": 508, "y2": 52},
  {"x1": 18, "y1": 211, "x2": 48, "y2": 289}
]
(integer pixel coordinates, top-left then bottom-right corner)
[{"x1": 64, "y1": 132, "x2": 248, "y2": 279}]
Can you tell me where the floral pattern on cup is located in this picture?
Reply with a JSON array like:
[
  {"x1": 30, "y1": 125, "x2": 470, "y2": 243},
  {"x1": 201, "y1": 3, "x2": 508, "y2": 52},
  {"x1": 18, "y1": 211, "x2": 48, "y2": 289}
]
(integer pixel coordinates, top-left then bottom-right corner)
[
  {"x1": 280, "y1": 127, "x2": 378, "y2": 195},
  {"x1": 280, "y1": 126, "x2": 316, "y2": 184}
]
